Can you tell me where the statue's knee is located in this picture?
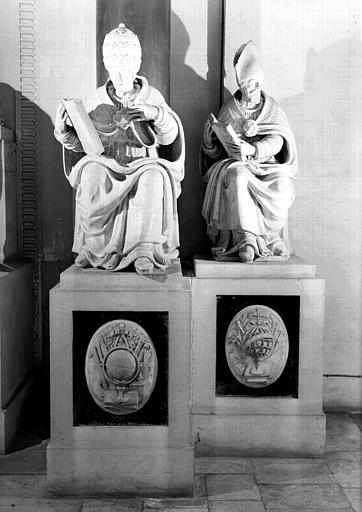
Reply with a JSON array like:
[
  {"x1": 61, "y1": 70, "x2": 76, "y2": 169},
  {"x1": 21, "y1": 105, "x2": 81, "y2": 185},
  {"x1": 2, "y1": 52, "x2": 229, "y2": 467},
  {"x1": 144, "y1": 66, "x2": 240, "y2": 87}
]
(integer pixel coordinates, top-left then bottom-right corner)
[
  {"x1": 81, "y1": 163, "x2": 103, "y2": 183},
  {"x1": 139, "y1": 168, "x2": 163, "y2": 191},
  {"x1": 80, "y1": 164, "x2": 104, "y2": 195},
  {"x1": 226, "y1": 166, "x2": 249, "y2": 187},
  {"x1": 274, "y1": 177, "x2": 291, "y2": 195}
]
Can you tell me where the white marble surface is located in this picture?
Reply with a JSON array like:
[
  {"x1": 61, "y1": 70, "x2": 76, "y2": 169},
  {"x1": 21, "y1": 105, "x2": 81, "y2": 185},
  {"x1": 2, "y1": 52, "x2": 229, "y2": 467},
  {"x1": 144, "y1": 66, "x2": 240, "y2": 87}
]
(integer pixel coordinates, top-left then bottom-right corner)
[
  {"x1": 194, "y1": 255, "x2": 316, "y2": 278},
  {"x1": 192, "y1": 269, "x2": 326, "y2": 456},
  {"x1": 47, "y1": 267, "x2": 193, "y2": 496},
  {"x1": 206, "y1": 474, "x2": 261, "y2": 501}
]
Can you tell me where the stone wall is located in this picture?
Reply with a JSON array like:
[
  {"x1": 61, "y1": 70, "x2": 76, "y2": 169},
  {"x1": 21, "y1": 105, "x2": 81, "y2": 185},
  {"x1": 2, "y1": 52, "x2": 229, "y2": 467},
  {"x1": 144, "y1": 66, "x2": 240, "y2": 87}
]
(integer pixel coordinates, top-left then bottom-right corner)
[{"x1": 0, "y1": 0, "x2": 360, "y2": 409}]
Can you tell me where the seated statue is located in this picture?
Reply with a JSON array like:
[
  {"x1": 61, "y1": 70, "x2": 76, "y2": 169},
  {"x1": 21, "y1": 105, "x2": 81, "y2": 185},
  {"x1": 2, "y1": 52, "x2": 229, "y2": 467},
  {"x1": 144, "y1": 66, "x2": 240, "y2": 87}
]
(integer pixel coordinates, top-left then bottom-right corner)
[
  {"x1": 201, "y1": 41, "x2": 297, "y2": 262},
  {"x1": 54, "y1": 23, "x2": 184, "y2": 274}
]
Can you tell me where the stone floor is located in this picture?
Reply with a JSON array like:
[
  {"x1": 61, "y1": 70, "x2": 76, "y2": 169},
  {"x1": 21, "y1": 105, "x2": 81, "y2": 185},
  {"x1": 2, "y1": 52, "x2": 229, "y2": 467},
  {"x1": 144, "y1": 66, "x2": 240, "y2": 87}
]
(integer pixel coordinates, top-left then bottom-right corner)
[{"x1": 0, "y1": 412, "x2": 361, "y2": 511}]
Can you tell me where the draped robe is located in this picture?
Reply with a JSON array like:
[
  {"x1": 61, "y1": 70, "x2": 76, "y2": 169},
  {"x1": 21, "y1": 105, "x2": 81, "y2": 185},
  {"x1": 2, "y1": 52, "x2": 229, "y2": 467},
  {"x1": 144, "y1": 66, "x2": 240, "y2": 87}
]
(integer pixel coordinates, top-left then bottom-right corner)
[
  {"x1": 55, "y1": 77, "x2": 184, "y2": 271},
  {"x1": 201, "y1": 92, "x2": 297, "y2": 259}
]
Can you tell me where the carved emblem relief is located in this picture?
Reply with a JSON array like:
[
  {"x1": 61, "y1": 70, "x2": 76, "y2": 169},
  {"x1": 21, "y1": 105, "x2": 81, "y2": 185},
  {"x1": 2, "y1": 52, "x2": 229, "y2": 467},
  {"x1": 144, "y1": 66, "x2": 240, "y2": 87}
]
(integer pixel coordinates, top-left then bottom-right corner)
[
  {"x1": 85, "y1": 320, "x2": 158, "y2": 415},
  {"x1": 225, "y1": 305, "x2": 289, "y2": 388}
]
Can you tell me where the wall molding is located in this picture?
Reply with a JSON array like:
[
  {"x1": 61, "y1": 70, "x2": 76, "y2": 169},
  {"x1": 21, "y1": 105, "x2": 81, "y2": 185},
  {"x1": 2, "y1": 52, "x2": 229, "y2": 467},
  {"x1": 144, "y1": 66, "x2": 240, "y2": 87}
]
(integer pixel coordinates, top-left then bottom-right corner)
[{"x1": 17, "y1": 0, "x2": 41, "y2": 367}]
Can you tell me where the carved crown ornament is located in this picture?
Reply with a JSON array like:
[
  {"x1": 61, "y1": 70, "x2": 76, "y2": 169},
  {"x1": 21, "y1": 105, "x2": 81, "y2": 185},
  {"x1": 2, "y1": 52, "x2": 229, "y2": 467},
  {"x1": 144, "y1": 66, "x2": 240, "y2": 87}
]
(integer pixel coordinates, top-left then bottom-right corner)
[{"x1": 102, "y1": 23, "x2": 142, "y2": 70}]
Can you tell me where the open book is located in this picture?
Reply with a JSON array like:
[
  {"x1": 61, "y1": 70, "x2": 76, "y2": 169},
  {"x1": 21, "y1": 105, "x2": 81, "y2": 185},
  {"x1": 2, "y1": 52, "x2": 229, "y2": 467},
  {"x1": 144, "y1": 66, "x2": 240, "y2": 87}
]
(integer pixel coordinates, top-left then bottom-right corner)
[
  {"x1": 62, "y1": 98, "x2": 104, "y2": 156},
  {"x1": 209, "y1": 113, "x2": 246, "y2": 160}
]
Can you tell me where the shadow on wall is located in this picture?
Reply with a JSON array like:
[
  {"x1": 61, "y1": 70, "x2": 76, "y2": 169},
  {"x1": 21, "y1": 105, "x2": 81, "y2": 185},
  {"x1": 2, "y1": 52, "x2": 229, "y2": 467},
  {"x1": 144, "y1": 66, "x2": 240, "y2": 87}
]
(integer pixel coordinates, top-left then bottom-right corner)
[
  {"x1": 0, "y1": 81, "x2": 73, "y2": 391},
  {"x1": 0, "y1": 82, "x2": 74, "y2": 264},
  {"x1": 170, "y1": 10, "x2": 214, "y2": 260},
  {"x1": 281, "y1": 36, "x2": 362, "y2": 264},
  {"x1": 282, "y1": 37, "x2": 362, "y2": 178}
]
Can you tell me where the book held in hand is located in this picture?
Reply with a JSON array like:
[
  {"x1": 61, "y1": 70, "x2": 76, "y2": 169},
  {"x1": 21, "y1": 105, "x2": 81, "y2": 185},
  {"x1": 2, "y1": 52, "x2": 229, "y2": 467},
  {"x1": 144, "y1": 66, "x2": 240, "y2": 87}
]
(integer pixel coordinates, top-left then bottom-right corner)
[
  {"x1": 209, "y1": 113, "x2": 246, "y2": 161},
  {"x1": 62, "y1": 98, "x2": 104, "y2": 156}
]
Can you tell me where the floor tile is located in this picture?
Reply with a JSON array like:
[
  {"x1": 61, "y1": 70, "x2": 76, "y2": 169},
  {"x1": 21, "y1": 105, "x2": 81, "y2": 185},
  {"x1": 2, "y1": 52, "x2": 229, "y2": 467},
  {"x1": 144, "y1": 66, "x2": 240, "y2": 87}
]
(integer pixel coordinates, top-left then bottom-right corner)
[
  {"x1": 194, "y1": 475, "x2": 207, "y2": 498},
  {"x1": 342, "y1": 488, "x2": 362, "y2": 512},
  {"x1": 326, "y1": 413, "x2": 361, "y2": 452},
  {"x1": 350, "y1": 414, "x2": 362, "y2": 433},
  {"x1": 0, "y1": 447, "x2": 46, "y2": 474},
  {"x1": 260, "y1": 483, "x2": 352, "y2": 509},
  {"x1": 206, "y1": 474, "x2": 261, "y2": 501},
  {"x1": 251, "y1": 457, "x2": 335, "y2": 484},
  {"x1": 326, "y1": 451, "x2": 362, "y2": 487},
  {"x1": 0, "y1": 498, "x2": 82, "y2": 511},
  {"x1": 144, "y1": 508, "x2": 207, "y2": 512},
  {"x1": 266, "y1": 509, "x2": 353, "y2": 511},
  {"x1": 195, "y1": 457, "x2": 252, "y2": 474},
  {"x1": 144, "y1": 509, "x2": 207, "y2": 512},
  {"x1": 209, "y1": 501, "x2": 265, "y2": 511},
  {"x1": 0, "y1": 475, "x2": 47, "y2": 497},
  {"x1": 143, "y1": 497, "x2": 207, "y2": 509},
  {"x1": 82, "y1": 499, "x2": 142, "y2": 511}
]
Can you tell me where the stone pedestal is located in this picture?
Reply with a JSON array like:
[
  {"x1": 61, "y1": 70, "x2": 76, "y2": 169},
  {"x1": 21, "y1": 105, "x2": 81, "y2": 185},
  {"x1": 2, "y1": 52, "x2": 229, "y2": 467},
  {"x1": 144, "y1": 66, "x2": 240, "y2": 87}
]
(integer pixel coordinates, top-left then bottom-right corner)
[
  {"x1": 0, "y1": 126, "x2": 33, "y2": 453},
  {"x1": 192, "y1": 256, "x2": 326, "y2": 457},
  {"x1": 47, "y1": 262, "x2": 194, "y2": 497},
  {"x1": 0, "y1": 261, "x2": 33, "y2": 453}
]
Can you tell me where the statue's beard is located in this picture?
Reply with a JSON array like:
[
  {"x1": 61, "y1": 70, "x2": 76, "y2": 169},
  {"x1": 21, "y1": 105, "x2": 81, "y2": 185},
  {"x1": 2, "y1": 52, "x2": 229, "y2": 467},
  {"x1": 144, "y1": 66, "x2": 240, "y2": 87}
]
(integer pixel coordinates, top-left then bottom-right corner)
[
  {"x1": 114, "y1": 82, "x2": 134, "y2": 96},
  {"x1": 243, "y1": 92, "x2": 260, "y2": 106}
]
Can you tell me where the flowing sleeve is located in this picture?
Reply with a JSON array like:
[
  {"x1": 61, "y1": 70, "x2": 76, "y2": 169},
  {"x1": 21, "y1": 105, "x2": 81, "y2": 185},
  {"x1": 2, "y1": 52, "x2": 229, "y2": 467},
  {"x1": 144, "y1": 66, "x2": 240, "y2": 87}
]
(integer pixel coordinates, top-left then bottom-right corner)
[
  {"x1": 54, "y1": 127, "x2": 84, "y2": 152},
  {"x1": 253, "y1": 134, "x2": 283, "y2": 161},
  {"x1": 152, "y1": 104, "x2": 178, "y2": 145}
]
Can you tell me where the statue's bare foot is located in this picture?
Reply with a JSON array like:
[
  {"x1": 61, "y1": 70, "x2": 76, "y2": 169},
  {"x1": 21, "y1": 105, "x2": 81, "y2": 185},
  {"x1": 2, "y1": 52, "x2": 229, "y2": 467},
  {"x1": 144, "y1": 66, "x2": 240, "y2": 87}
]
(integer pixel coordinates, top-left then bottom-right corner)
[
  {"x1": 273, "y1": 243, "x2": 288, "y2": 257},
  {"x1": 105, "y1": 253, "x2": 119, "y2": 270},
  {"x1": 134, "y1": 257, "x2": 154, "y2": 274},
  {"x1": 75, "y1": 252, "x2": 91, "y2": 268},
  {"x1": 238, "y1": 245, "x2": 255, "y2": 263}
]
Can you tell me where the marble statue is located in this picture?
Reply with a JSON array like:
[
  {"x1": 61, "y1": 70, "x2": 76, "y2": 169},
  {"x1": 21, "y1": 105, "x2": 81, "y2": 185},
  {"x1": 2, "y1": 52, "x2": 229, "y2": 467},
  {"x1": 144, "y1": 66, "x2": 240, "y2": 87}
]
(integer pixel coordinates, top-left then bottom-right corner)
[
  {"x1": 201, "y1": 41, "x2": 297, "y2": 262},
  {"x1": 54, "y1": 23, "x2": 184, "y2": 274}
]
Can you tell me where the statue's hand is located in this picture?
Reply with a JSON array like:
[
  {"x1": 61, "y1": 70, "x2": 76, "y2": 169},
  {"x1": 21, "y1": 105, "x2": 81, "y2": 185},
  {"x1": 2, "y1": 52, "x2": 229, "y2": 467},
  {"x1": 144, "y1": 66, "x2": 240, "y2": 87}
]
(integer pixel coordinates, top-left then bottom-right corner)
[
  {"x1": 203, "y1": 118, "x2": 216, "y2": 147},
  {"x1": 54, "y1": 103, "x2": 71, "y2": 135},
  {"x1": 228, "y1": 140, "x2": 255, "y2": 159},
  {"x1": 127, "y1": 101, "x2": 158, "y2": 122}
]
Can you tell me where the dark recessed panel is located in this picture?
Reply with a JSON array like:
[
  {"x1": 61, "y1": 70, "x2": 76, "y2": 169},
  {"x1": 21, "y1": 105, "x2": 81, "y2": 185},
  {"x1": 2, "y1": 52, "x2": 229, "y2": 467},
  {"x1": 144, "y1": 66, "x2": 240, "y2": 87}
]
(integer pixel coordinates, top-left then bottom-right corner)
[
  {"x1": 216, "y1": 295, "x2": 300, "y2": 397},
  {"x1": 73, "y1": 311, "x2": 168, "y2": 426}
]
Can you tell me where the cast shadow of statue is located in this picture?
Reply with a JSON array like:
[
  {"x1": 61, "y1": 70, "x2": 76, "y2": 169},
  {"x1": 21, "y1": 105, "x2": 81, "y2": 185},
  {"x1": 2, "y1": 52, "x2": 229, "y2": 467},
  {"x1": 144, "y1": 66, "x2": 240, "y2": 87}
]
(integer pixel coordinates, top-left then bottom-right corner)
[
  {"x1": 280, "y1": 37, "x2": 362, "y2": 265},
  {"x1": 0, "y1": 82, "x2": 74, "y2": 267},
  {"x1": 170, "y1": 10, "x2": 216, "y2": 261},
  {"x1": 0, "y1": 82, "x2": 74, "y2": 432}
]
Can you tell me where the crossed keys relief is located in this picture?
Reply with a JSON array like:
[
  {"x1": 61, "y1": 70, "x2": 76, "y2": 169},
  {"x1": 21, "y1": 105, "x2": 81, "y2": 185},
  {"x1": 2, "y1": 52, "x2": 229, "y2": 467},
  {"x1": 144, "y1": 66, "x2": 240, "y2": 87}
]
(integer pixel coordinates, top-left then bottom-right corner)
[
  {"x1": 85, "y1": 320, "x2": 158, "y2": 415},
  {"x1": 225, "y1": 305, "x2": 289, "y2": 388}
]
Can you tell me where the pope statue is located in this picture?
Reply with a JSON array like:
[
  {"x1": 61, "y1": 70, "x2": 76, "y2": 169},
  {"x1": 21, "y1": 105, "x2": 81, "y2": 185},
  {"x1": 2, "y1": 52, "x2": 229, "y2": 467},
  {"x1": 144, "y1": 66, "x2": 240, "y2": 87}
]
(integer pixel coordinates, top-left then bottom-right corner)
[
  {"x1": 54, "y1": 24, "x2": 184, "y2": 274},
  {"x1": 201, "y1": 41, "x2": 297, "y2": 262}
]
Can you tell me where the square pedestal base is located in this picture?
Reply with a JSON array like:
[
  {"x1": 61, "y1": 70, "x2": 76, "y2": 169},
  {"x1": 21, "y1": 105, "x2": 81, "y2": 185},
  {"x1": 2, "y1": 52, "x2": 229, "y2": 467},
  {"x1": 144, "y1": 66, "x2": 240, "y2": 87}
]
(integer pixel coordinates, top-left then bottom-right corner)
[
  {"x1": 194, "y1": 414, "x2": 326, "y2": 457},
  {"x1": 0, "y1": 261, "x2": 32, "y2": 453},
  {"x1": 192, "y1": 256, "x2": 326, "y2": 457},
  {"x1": 47, "y1": 263, "x2": 193, "y2": 496}
]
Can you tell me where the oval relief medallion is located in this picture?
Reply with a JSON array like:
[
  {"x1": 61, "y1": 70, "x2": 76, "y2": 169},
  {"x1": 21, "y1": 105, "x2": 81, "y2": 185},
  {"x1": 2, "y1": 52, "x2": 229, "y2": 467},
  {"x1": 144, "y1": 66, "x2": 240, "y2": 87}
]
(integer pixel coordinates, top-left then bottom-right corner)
[
  {"x1": 225, "y1": 305, "x2": 289, "y2": 388},
  {"x1": 85, "y1": 320, "x2": 158, "y2": 415}
]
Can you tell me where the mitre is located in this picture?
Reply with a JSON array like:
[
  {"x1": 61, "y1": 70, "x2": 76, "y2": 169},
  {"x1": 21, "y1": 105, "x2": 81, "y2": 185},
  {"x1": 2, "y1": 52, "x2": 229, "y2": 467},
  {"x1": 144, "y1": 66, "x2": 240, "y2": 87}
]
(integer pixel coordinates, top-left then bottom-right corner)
[
  {"x1": 102, "y1": 23, "x2": 142, "y2": 72},
  {"x1": 234, "y1": 40, "x2": 264, "y2": 85}
]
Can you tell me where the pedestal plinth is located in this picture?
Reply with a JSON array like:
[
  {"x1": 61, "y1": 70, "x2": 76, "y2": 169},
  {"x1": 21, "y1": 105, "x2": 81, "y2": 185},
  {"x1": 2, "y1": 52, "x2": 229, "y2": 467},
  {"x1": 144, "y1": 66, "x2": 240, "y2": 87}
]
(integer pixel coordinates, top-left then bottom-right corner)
[
  {"x1": 47, "y1": 262, "x2": 193, "y2": 497},
  {"x1": 0, "y1": 261, "x2": 32, "y2": 453},
  {"x1": 192, "y1": 256, "x2": 326, "y2": 457}
]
